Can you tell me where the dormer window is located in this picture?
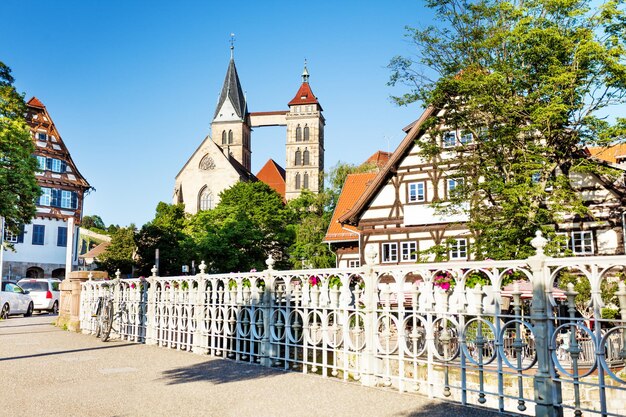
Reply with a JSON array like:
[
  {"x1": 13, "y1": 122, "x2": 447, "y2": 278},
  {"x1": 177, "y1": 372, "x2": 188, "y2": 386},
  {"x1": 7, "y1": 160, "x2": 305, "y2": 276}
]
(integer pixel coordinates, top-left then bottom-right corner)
[
  {"x1": 443, "y1": 131, "x2": 457, "y2": 148},
  {"x1": 37, "y1": 132, "x2": 47, "y2": 141}
]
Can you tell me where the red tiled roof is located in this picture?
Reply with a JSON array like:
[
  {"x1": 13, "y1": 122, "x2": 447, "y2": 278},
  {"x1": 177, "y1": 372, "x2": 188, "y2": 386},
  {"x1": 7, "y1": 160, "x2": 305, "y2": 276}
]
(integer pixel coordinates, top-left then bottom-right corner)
[
  {"x1": 27, "y1": 97, "x2": 45, "y2": 108},
  {"x1": 256, "y1": 159, "x2": 286, "y2": 198},
  {"x1": 364, "y1": 151, "x2": 392, "y2": 169},
  {"x1": 587, "y1": 144, "x2": 626, "y2": 165},
  {"x1": 324, "y1": 172, "x2": 377, "y2": 243},
  {"x1": 79, "y1": 241, "x2": 110, "y2": 259},
  {"x1": 288, "y1": 82, "x2": 320, "y2": 107}
]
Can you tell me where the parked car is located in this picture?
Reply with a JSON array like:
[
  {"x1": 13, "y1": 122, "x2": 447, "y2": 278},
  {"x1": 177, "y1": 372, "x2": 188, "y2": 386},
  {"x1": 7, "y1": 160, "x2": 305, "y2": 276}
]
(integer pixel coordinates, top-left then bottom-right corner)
[
  {"x1": 17, "y1": 278, "x2": 61, "y2": 314},
  {"x1": 0, "y1": 281, "x2": 34, "y2": 319}
]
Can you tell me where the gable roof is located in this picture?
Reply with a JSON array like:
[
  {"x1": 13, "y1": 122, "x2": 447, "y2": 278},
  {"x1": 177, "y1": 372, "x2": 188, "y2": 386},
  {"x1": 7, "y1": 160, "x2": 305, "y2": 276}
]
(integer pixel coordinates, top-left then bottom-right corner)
[
  {"x1": 324, "y1": 172, "x2": 378, "y2": 243},
  {"x1": 338, "y1": 106, "x2": 436, "y2": 226},
  {"x1": 25, "y1": 97, "x2": 91, "y2": 191},
  {"x1": 288, "y1": 82, "x2": 322, "y2": 109},
  {"x1": 587, "y1": 144, "x2": 626, "y2": 165},
  {"x1": 256, "y1": 159, "x2": 286, "y2": 198},
  {"x1": 79, "y1": 241, "x2": 110, "y2": 260},
  {"x1": 213, "y1": 58, "x2": 247, "y2": 120}
]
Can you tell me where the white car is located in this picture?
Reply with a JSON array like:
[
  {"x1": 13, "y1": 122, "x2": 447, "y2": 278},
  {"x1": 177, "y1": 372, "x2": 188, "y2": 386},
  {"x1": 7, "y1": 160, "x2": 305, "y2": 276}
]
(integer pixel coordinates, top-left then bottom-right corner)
[
  {"x1": 0, "y1": 281, "x2": 34, "y2": 319},
  {"x1": 18, "y1": 278, "x2": 61, "y2": 314}
]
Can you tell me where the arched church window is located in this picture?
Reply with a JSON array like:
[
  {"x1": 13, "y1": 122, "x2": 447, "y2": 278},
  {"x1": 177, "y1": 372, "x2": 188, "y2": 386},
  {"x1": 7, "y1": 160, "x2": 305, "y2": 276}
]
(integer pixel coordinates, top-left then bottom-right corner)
[
  {"x1": 304, "y1": 125, "x2": 310, "y2": 141},
  {"x1": 295, "y1": 149, "x2": 302, "y2": 166},
  {"x1": 295, "y1": 173, "x2": 301, "y2": 190},
  {"x1": 303, "y1": 149, "x2": 310, "y2": 165},
  {"x1": 296, "y1": 125, "x2": 302, "y2": 142},
  {"x1": 303, "y1": 172, "x2": 309, "y2": 189},
  {"x1": 222, "y1": 131, "x2": 227, "y2": 145},
  {"x1": 228, "y1": 130, "x2": 233, "y2": 144},
  {"x1": 199, "y1": 187, "x2": 213, "y2": 211}
]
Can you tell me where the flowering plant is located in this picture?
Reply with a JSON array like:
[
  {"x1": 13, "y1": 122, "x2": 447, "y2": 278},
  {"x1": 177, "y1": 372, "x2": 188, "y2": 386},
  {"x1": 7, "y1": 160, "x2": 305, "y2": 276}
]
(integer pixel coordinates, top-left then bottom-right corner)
[
  {"x1": 309, "y1": 275, "x2": 321, "y2": 287},
  {"x1": 328, "y1": 275, "x2": 342, "y2": 289},
  {"x1": 433, "y1": 271, "x2": 454, "y2": 291}
]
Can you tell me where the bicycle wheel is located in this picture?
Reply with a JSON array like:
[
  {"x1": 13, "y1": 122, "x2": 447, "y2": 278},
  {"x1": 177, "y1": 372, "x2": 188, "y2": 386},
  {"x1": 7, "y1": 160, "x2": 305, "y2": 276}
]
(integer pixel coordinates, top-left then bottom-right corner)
[{"x1": 101, "y1": 301, "x2": 114, "y2": 342}]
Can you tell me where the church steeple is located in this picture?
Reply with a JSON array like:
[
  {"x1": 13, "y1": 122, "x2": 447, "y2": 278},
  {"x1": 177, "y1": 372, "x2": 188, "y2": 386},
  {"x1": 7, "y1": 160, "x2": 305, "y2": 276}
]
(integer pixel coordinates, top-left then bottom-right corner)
[
  {"x1": 302, "y1": 59, "x2": 309, "y2": 83},
  {"x1": 213, "y1": 41, "x2": 247, "y2": 121}
]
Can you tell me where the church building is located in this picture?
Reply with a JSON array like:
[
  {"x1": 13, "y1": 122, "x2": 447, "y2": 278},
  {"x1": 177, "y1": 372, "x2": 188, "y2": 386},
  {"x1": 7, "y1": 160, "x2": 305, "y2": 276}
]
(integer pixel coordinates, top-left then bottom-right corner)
[{"x1": 173, "y1": 46, "x2": 325, "y2": 213}]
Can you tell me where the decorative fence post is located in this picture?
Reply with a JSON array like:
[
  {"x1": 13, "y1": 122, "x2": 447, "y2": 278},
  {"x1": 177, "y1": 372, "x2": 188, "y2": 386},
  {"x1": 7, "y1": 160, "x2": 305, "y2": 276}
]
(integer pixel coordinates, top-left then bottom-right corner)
[
  {"x1": 145, "y1": 265, "x2": 158, "y2": 346},
  {"x1": 359, "y1": 245, "x2": 379, "y2": 387},
  {"x1": 192, "y1": 261, "x2": 208, "y2": 355},
  {"x1": 260, "y1": 255, "x2": 275, "y2": 367},
  {"x1": 527, "y1": 231, "x2": 563, "y2": 417}
]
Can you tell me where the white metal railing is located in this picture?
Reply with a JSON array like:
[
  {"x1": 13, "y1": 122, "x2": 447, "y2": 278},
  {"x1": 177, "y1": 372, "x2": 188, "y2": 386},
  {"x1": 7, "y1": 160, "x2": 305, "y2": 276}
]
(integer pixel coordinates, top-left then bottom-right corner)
[{"x1": 80, "y1": 233, "x2": 626, "y2": 417}]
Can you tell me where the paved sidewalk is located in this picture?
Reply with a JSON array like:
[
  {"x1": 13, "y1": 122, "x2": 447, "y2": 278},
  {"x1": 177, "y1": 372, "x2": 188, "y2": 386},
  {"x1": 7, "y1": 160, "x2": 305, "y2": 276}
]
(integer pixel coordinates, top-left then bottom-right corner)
[{"x1": 0, "y1": 315, "x2": 506, "y2": 417}]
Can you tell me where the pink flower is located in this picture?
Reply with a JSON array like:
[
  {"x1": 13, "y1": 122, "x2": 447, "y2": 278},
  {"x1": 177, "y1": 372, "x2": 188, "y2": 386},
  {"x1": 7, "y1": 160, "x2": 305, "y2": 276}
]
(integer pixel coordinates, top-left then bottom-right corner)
[
  {"x1": 250, "y1": 268, "x2": 257, "y2": 273},
  {"x1": 309, "y1": 275, "x2": 320, "y2": 287}
]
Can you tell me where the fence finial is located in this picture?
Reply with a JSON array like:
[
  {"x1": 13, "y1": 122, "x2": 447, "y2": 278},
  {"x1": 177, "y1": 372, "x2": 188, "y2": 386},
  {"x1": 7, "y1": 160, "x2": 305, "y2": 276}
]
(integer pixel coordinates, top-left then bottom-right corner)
[
  {"x1": 530, "y1": 230, "x2": 548, "y2": 257},
  {"x1": 265, "y1": 254, "x2": 275, "y2": 270},
  {"x1": 151, "y1": 265, "x2": 158, "y2": 277},
  {"x1": 199, "y1": 260, "x2": 207, "y2": 274},
  {"x1": 88, "y1": 272, "x2": 93, "y2": 281},
  {"x1": 365, "y1": 245, "x2": 378, "y2": 266},
  {"x1": 115, "y1": 269, "x2": 121, "y2": 280}
]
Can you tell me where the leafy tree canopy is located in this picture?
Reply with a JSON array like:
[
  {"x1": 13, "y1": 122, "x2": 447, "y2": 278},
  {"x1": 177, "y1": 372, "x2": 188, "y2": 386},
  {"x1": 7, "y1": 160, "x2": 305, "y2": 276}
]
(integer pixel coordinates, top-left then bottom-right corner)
[
  {"x1": 82, "y1": 214, "x2": 106, "y2": 231},
  {"x1": 389, "y1": 0, "x2": 626, "y2": 259},
  {"x1": 97, "y1": 225, "x2": 137, "y2": 276},
  {"x1": 0, "y1": 61, "x2": 39, "y2": 235}
]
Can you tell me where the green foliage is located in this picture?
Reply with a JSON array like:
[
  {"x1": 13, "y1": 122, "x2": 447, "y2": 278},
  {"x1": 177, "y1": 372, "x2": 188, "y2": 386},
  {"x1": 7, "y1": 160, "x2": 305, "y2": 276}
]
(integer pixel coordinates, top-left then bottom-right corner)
[
  {"x1": 558, "y1": 272, "x2": 592, "y2": 317},
  {"x1": 135, "y1": 202, "x2": 191, "y2": 276},
  {"x1": 287, "y1": 190, "x2": 335, "y2": 269},
  {"x1": 97, "y1": 225, "x2": 137, "y2": 276},
  {"x1": 0, "y1": 61, "x2": 39, "y2": 236},
  {"x1": 328, "y1": 275, "x2": 342, "y2": 289},
  {"x1": 465, "y1": 271, "x2": 491, "y2": 289},
  {"x1": 389, "y1": 0, "x2": 626, "y2": 260},
  {"x1": 82, "y1": 215, "x2": 106, "y2": 231},
  {"x1": 601, "y1": 308, "x2": 620, "y2": 320}
]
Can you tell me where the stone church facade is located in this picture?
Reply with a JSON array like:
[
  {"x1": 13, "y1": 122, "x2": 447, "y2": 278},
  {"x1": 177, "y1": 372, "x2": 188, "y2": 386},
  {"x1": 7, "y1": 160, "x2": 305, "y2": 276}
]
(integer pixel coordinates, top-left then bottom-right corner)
[{"x1": 174, "y1": 47, "x2": 324, "y2": 213}]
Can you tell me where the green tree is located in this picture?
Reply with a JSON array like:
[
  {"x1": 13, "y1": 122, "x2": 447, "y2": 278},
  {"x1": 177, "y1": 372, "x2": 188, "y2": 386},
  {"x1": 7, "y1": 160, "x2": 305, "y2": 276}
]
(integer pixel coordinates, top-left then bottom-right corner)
[
  {"x1": 389, "y1": 0, "x2": 626, "y2": 259},
  {"x1": 135, "y1": 202, "x2": 191, "y2": 276},
  {"x1": 0, "y1": 62, "x2": 39, "y2": 236},
  {"x1": 287, "y1": 190, "x2": 335, "y2": 269},
  {"x1": 82, "y1": 215, "x2": 106, "y2": 231},
  {"x1": 97, "y1": 225, "x2": 137, "y2": 276}
]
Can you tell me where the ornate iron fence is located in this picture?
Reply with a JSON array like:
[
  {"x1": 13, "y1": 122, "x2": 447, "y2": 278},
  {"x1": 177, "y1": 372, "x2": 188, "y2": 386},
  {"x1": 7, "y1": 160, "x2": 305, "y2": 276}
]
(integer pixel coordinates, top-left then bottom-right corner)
[{"x1": 80, "y1": 232, "x2": 626, "y2": 417}]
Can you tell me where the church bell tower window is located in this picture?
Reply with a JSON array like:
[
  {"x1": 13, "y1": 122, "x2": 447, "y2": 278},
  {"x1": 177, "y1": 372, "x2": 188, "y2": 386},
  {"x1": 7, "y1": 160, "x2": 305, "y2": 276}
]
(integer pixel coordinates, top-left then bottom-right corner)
[
  {"x1": 303, "y1": 149, "x2": 310, "y2": 165},
  {"x1": 295, "y1": 173, "x2": 301, "y2": 189},
  {"x1": 304, "y1": 125, "x2": 309, "y2": 141},
  {"x1": 295, "y1": 149, "x2": 302, "y2": 166},
  {"x1": 303, "y1": 172, "x2": 309, "y2": 189},
  {"x1": 222, "y1": 131, "x2": 227, "y2": 145},
  {"x1": 228, "y1": 130, "x2": 233, "y2": 144},
  {"x1": 296, "y1": 125, "x2": 302, "y2": 142}
]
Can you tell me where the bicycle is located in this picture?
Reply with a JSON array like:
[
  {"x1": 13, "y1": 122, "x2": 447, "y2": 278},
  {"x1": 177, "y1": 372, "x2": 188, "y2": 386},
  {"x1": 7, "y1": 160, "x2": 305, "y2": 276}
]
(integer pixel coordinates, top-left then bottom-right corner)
[{"x1": 92, "y1": 281, "x2": 126, "y2": 342}]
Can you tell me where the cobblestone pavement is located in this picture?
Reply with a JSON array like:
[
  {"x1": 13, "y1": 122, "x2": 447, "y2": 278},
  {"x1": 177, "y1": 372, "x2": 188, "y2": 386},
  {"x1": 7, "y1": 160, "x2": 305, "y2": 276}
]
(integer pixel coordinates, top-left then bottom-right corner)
[{"x1": 0, "y1": 315, "x2": 510, "y2": 417}]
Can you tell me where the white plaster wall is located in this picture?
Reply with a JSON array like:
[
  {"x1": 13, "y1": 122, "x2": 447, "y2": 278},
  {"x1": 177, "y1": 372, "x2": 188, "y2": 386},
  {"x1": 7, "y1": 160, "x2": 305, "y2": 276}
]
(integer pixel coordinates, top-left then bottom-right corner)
[{"x1": 3, "y1": 218, "x2": 70, "y2": 264}]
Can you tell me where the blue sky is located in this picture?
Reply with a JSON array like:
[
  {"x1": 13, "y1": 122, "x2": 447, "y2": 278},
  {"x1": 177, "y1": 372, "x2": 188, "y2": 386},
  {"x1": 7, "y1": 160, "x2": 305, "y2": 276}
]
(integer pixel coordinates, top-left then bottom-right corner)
[{"x1": 3, "y1": 1, "x2": 430, "y2": 226}]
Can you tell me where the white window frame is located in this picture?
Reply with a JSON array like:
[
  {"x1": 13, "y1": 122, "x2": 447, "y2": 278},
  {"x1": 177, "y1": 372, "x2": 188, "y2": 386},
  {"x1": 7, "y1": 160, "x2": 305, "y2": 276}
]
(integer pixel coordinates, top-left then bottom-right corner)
[
  {"x1": 449, "y1": 238, "x2": 468, "y2": 260},
  {"x1": 459, "y1": 131, "x2": 473, "y2": 145},
  {"x1": 447, "y1": 178, "x2": 464, "y2": 195},
  {"x1": 401, "y1": 241, "x2": 418, "y2": 262},
  {"x1": 571, "y1": 231, "x2": 594, "y2": 255},
  {"x1": 408, "y1": 182, "x2": 425, "y2": 203},
  {"x1": 348, "y1": 259, "x2": 360, "y2": 268},
  {"x1": 60, "y1": 190, "x2": 72, "y2": 209},
  {"x1": 199, "y1": 190, "x2": 213, "y2": 211},
  {"x1": 50, "y1": 158, "x2": 62, "y2": 172},
  {"x1": 443, "y1": 131, "x2": 457, "y2": 148},
  {"x1": 40, "y1": 187, "x2": 51, "y2": 206},
  {"x1": 381, "y1": 243, "x2": 398, "y2": 263},
  {"x1": 4, "y1": 230, "x2": 18, "y2": 243},
  {"x1": 37, "y1": 156, "x2": 46, "y2": 171}
]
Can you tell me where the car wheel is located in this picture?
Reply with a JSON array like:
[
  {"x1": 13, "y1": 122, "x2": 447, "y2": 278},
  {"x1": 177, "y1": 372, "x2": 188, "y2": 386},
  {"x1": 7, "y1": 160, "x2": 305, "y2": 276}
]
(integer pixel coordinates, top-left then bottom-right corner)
[
  {"x1": 24, "y1": 302, "x2": 34, "y2": 317},
  {"x1": 50, "y1": 301, "x2": 59, "y2": 315},
  {"x1": 0, "y1": 304, "x2": 9, "y2": 319}
]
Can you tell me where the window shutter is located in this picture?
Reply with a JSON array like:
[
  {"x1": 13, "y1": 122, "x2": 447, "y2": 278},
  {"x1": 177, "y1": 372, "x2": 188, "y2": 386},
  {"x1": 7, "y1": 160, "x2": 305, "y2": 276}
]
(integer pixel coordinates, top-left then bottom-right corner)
[
  {"x1": 51, "y1": 189, "x2": 60, "y2": 207},
  {"x1": 17, "y1": 225, "x2": 24, "y2": 243},
  {"x1": 71, "y1": 192, "x2": 78, "y2": 209}
]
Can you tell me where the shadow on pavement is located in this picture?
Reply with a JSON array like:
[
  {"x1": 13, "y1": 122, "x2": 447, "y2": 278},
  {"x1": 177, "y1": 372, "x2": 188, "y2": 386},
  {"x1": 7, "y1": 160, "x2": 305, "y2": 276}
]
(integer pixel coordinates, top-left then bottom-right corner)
[
  {"x1": 0, "y1": 321, "x2": 56, "y2": 329},
  {"x1": 0, "y1": 329, "x2": 64, "y2": 336},
  {"x1": 0, "y1": 343, "x2": 137, "y2": 362},
  {"x1": 395, "y1": 402, "x2": 505, "y2": 417},
  {"x1": 161, "y1": 358, "x2": 283, "y2": 385}
]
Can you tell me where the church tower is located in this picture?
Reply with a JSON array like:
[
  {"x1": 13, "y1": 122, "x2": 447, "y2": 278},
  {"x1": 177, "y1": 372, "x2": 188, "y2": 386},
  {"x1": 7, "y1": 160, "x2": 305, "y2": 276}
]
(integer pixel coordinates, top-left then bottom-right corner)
[
  {"x1": 285, "y1": 62, "x2": 325, "y2": 200},
  {"x1": 211, "y1": 45, "x2": 252, "y2": 171}
]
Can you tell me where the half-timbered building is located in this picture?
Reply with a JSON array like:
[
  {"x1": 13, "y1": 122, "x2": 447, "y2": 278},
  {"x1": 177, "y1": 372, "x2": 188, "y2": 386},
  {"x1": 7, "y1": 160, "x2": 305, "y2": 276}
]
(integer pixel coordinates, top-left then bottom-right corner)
[
  {"x1": 2, "y1": 97, "x2": 90, "y2": 279},
  {"x1": 330, "y1": 106, "x2": 626, "y2": 266}
]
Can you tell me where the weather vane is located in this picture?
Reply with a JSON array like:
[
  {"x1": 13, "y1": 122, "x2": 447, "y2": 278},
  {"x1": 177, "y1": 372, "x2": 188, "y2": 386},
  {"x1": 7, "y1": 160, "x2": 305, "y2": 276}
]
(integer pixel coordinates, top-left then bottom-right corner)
[{"x1": 229, "y1": 33, "x2": 236, "y2": 57}]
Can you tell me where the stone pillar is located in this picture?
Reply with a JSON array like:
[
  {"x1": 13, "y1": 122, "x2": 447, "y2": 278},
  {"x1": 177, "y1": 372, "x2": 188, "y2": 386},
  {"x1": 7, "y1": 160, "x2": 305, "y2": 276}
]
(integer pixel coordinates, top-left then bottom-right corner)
[
  {"x1": 360, "y1": 245, "x2": 379, "y2": 387},
  {"x1": 57, "y1": 270, "x2": 108, "y2": 332}
]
